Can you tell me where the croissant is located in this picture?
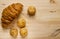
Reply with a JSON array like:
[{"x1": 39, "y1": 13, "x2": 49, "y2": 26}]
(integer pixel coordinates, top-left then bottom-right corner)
[{"x1": 1, "y1": 3, "x2": 23, "y2": 28}]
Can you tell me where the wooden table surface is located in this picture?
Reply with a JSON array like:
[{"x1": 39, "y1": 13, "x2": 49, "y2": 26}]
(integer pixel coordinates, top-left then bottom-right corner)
[{"x1": 0, "y1": 0, "x2": 60, "y2": 39}]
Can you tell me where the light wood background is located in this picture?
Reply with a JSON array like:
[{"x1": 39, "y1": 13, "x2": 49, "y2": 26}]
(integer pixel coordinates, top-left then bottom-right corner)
[{"x1": 0, "y1": 0, "x2": 60, "y2": 39}]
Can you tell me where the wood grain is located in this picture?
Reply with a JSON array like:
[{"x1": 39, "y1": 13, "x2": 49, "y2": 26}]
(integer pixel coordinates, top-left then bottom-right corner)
[{"x1": 0, "y1": 0, "x2": 60, "y2": 39}]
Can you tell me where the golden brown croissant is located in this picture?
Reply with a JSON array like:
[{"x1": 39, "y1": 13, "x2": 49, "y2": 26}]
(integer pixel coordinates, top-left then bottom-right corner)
[{"x1": 1, "y1": 3, "x2": 23, "y2": 28}]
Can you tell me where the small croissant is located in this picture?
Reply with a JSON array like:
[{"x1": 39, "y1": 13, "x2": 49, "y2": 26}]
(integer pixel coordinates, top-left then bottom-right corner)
[{"x1": 1, "y1": 3, "x2": 23, "y2": 28}]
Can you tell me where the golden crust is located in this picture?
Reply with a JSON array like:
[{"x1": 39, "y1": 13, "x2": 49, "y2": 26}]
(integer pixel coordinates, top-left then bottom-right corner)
[
  {"x1": 28, "y1": 6, "x2": 36, "y2": 16},
  {"x1": 1, "y1": 3, "x2": 23, "y2": 28},
  {"x1": 17, "y1": 18, "x2": 26, "y2": 28},
  {"x1": 10, "y1": 28, "x2": 18, "y2": 37},
  {"x1": 2, "y1": 8, "x2": 14, "y2": 21},
  {"x1": 20, "y1": 28, "x2": 28, "y2": 37}
]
